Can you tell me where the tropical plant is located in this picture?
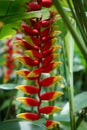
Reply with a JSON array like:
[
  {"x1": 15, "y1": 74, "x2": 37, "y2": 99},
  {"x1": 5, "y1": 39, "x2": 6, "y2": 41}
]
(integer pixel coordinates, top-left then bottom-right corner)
[{"x1": 0, "y1": 0, "x2": 87, "y2": 130}]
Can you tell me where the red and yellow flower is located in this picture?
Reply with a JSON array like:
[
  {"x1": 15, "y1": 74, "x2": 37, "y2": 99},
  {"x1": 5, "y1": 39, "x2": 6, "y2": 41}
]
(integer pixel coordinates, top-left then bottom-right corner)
[
  {"x1": 3, "y1": 38, "x2": 14, "y2": 83},
  {"x1": 15, "y1": 0, "x2": 63, "y2": 129}
]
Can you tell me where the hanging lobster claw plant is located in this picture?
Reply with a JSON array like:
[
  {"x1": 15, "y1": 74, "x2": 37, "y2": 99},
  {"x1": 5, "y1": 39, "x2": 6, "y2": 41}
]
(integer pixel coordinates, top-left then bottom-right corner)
[{"x1": 15, "y1": 0, "x2": 63, "y2": 129}]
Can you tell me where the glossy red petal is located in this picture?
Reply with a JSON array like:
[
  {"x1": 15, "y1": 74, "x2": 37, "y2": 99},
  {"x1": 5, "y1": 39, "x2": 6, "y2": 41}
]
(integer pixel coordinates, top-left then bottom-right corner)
[
  {"x1": 40, "y1": 28, "x2": 50, "y2": 37},
  {"x1": 15, "y1": 56, "x2": 39, "y2": 67},
  {"x1": 25, "y1": 50, "x2": 42, "y2": 59},
  {"x1": 30, "y1": 36, "x2": 40, "y2": 46},
  {"x1": 42, "y1": 36, "x2": 53, "y2": 43},
  {"x1": 28, "y1": 68, "x2": 42, "y2": 78},
  {"x1": 16, "y1": 70, "x2": 30, "y2": 80},
  {"x1": 40, "y1": 76, "x2": 62, "y2": 87},
  {"x1": 42, "y1": 40, "x2": 52, "y2": 51},
  {"x1": 41, "y1": 19, "x2": 54, "y2": 27},
  {"x1": 15, "y1": 85, "x2": 39, "y2": 95},
  {"x1": 16, "y1": 97, "x2": 39, "y2": 106},
  {"x1": 39, "y1": 106, "x2": 62, "y2": 115},
  {"x1": 30, "y1": 19, "x2": 41, "y2": 29},
  {"x1": 16, "y1": 39, "x2": 38, "y2": 50},
  {"x1": 22, "y1": 24, "x2": 39, "y2": 36},
  {"x1": 43, "y1": 54, "x2": 59, "y2": 65},
  {"x1": 27, "y1": 3, "x2": 41, "y2": 11},
  {"x1": 17, "y1": 113, "x2": 40, "y2": 120},
  {"x1": 42, "y1": 62, "x2": 62, "y2": 73},
  {"x1": 46, "y1": 120, "x2": 60, "y2": 129},
  {"x1": 43, "y1": 46, "x2": 61, "y2": 58},
  {"x1": 42, "y1": 0, "x2": 52, "y2": 8},
  {"x1": 40, "y1": 91, "x2": 63, "y2": 101}
]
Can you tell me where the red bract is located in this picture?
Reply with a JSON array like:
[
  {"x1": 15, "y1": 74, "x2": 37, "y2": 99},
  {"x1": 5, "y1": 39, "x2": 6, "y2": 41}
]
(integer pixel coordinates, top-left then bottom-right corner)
[
  {"x1": 15, "y1": 56, "x2": 39, "y2": 67},
  {"x1": 40, "y1": 76, "x2": 62, "y2": 87},
  {"x1": 27, "y1": 2, "x2": 41, "y2": 11},
  {"x1": 22, "y1": 24, "x2": 39, "y2": 36},
  {"x1": 42, "y1": 0, "x2": 52, "y2": 8},
  {"x1": 39, "y1": 106, "x2": 62, "y2": 115},
  {"x1": 17, "y1": 113, "x2": 40, "y2": 120},
  {"x1": 16, "y1": 0, "x2": 63, "y2": 129},
  {"x1": 16, "y1": 39, "x2": 39, "y2": 50},
  {"x1": 16, "y1": 97, "x2": 39, "y2": 106},
  {"x1": 40, "y1": 91, "x2": 63, "y2": 101},
  {"x1": 16, "y1": 85, "x2": 39, "y2": 95},
  {"x1": 46, "y1": 120, "x2": 60, "y2": 129},
  {"x1": 3, "y1": 38, "x2": 14, "y2": 83}
]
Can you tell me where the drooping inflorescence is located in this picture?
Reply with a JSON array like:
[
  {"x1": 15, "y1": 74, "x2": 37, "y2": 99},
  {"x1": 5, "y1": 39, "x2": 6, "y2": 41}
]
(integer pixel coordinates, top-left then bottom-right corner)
[
  {"x1": 15, "y1": 0, "x2": 63, "y2": 129},
  {"x1": 3, "y1": 38, "x2": 14, "y2": 83}
]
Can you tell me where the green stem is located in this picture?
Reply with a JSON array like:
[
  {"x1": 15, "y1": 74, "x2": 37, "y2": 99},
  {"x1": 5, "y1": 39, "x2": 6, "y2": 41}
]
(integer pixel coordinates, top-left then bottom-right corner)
[
  {"x1": 4, "y1": 90, "x2": 15, "y2": 121},
  {"x1": 76, "y1": 107, "x2": 87, "y2": 129},
  {"x1": 73, "y1": 0, "x2": 87, "y2": 36},
  {"x1": 66, "y1": 0, "x2": 87, "y2": 45},
  {"x1": 53, "y1": 0, "x2": 87, "y2": 61},
  {"x1": 4, "y1": 75, "x2": 18, "y2": 121},
  {"x1": 68, "y1": 72, "x2": 75, "y2": 130}
]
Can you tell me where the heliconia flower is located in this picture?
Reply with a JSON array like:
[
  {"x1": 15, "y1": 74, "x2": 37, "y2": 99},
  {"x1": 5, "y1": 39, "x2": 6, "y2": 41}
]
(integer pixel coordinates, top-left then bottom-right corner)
[
  {"x1": 22, "y1": 24, "x2": 39, "y2": 36},
  {"x1": 27, "y1": 2, "x2": 41, "y2": 11},
  {"x1": 16, "y1": 36, "x2": 35, "y2": 46},
  {"x1": 42, "y1": 35, "x2": 53, "y2": 43},
  {"x1": 3, "y1": 69, "x2": 12, "y2": 83},
  {"x1": 42, "y1": 0, "x2": 52, "y2": 8},
  {"x1": 39, "y1": 106, "x2": 62, "y2": 115},
  {"x1": 40, "y1": 28, "x2": 50, "y2": 37},
  {"x1": 17, "y1": 113, "x2": 40, "y2": 121},
  {"x1": 43, "y1": 54, "x2": 60, "y2": 65},
  {"x1": 41, "y1": 19, "x2": 54, "y2": 27},
  {"x1": 42, "y1": 40, "x2": 53, "y2": 51},
  {"x1": 30, "y1": 36, "x2": 40, "y2": 46},
  {"x1": 46, "y1": 120, "x2": 60, "y2": 129},
  {"x1": 43, "y1": 46, "x2": 61, "y2": 57},
  {"x1": 27, "y1": 68, "x2": 42, "y2": 78},
  {"x1": 15, "y1": 85, "x2": 39, "y2": 95},
  {"x1": 40, "y1": 91, "x2": 63, "y2": 101},
  {"x1": 3, "y1": 38, "x2": 15, "y2": 83},
  {"x1": 25, "y1": 50, "x2": 42, "y2": 59},
  {"x1": 30, "y1": 19, "x2": 42, "y2": 30},
  {"x1": 15, "y1": 0, "x2": 63, "y2": 128},
  {"x1": 16, "y1": 97, "x2": 39, "y2": 106},
  {"x1": 40, "y1": 76, "x2": 63, "y2": 87},
  {"x1": 15, "y1": 56, "x2": 39, "y2": 67},
  {"x1": 16, "y1": 70, "x2": 30, "y2": 80},
  {"x1": 16, "y1": 70, "x2": 38, "y2": 80},
  {"x1": 42, "y1": 62, "x2": 62, "y2": 73},
  {"x1": 15, "y1": 39, "x2": 38, "y2": 50}
]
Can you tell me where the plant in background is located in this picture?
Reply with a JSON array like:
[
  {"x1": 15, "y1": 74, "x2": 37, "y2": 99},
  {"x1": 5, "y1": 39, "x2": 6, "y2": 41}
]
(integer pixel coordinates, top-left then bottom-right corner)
[
  {"x1": 3, "y1": 38, "x2": 22, "y2": 83},
  {"x1": 3, "y1": 38, "x2": 14, "y2": 83},
  {"x1": 15, "y1": 0, "x2": 63, "y2": 129}
]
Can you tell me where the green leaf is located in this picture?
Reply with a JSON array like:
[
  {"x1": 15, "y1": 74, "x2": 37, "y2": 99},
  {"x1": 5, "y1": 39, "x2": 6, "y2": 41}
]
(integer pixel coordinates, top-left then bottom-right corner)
[
  {"x1": 0, "y1": 21, "x2": 21, "y2": 39},
  {"x1": 55, "y1": 19, "x2": 67, "y2": 38},
  {"x1": 61, "y1": 121, "x2": 87, "y2": 130},
  {"x1": 0, "y1": 10, "x2": 50, "y2": 39},
  {"x1": 74, "y1": 92, "x2": 87, "y2": 112},
  {"x1": 1, "y1": 9, "x2": 50, "y2": 24},
  {"x1": 54, "y1": 114, "x2": 70, "y2": 122},
  {"x1": 0, "y1": 84, "x2": 17, "y2": 90},
  {"x1": 0, "y1": 99, "x2": 10, "y2": 111},
  {"x1": 0, "y1": 0, "x2": 28, "y2": 17},
  {"x1": 0, "y1": 120, "x2": 46, "y2": 130},
  {"x1": 61, "y1": 92, "x2": 87, "y2": 114},
  {"x1": 65, "y1": 31, "x2": 74, "y2": 73},
  {"x1": 73, "y1": 56, "x2": 84, "y2": 72},
  {"x1": 0, "y1": 56, "x2": 6, "y2": 66}
]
